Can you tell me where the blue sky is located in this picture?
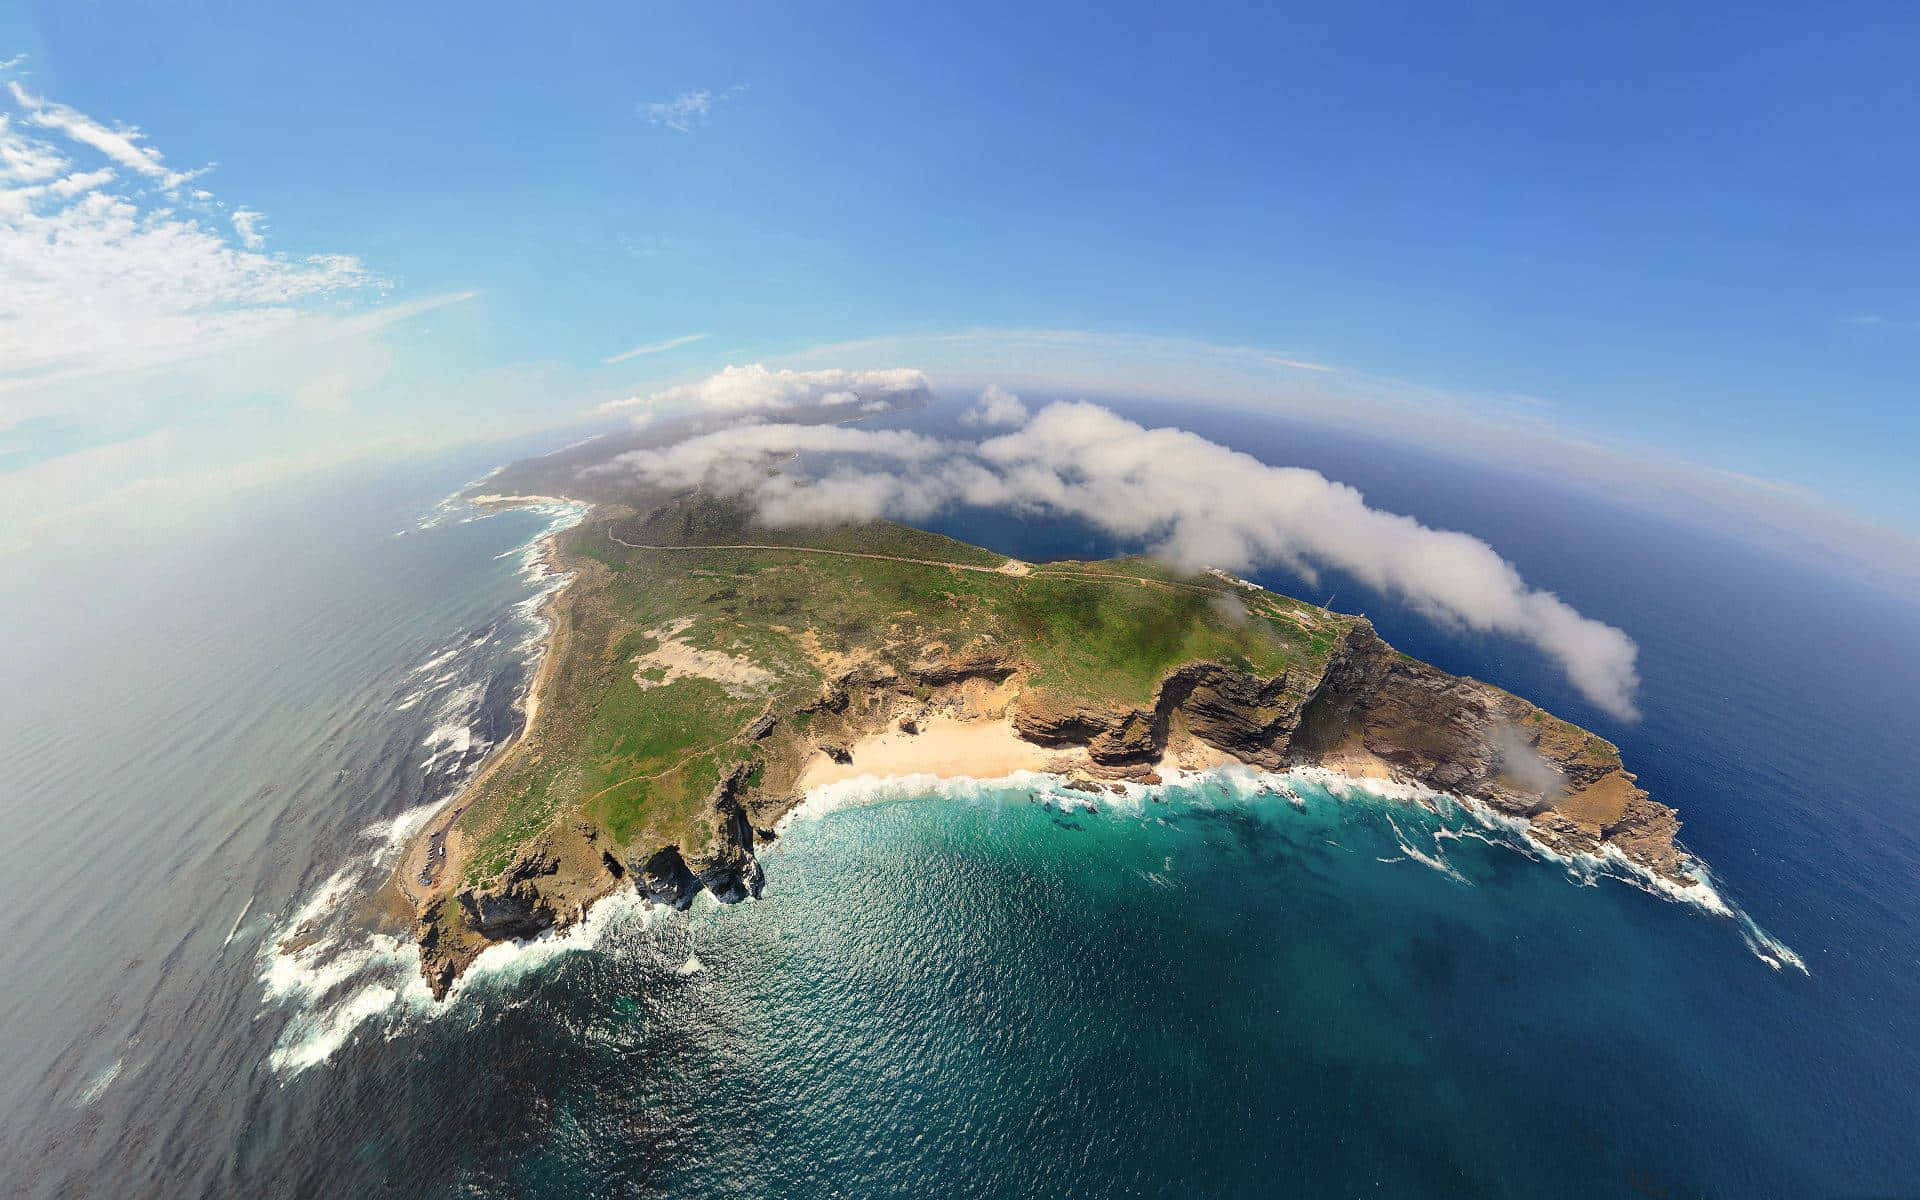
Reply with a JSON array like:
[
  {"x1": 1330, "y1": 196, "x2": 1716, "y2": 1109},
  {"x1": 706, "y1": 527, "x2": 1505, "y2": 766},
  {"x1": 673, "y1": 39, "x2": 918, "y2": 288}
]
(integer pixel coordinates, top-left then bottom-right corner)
[{"x1": 2, "y1": 0, "x2": 1916, "y2": 562}]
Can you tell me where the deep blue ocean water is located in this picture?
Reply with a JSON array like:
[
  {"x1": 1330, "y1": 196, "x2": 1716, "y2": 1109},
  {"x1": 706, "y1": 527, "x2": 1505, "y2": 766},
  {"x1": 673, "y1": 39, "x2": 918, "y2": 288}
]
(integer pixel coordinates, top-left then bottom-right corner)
[{"x1": 0, "y1": 400, "x2": 1915, "y2": 1197}]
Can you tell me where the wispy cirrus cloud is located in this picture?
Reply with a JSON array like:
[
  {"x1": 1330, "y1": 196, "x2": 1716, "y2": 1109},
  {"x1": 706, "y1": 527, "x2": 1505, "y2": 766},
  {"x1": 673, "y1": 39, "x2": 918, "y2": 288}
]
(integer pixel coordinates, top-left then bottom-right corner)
[
  {"x1": 5, "y1": 79, "x2": 206, "y2": 189},
  {"x1": 640, "y1": 85, "x2": 745, "y2": 132},
  {"x1": 601, "y1": 332, "x2": 709, "y2": 365},
  {"x1": 0, "y1": 77, "x2": 388, "y2": 392}
]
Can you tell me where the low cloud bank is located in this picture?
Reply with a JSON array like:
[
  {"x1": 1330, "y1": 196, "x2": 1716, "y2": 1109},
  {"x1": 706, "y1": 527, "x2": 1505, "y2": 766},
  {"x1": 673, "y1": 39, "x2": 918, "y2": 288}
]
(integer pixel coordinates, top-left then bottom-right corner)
[
  {"x1": 597, "y1": 364, "x2": 930, "y2": 419},
  {"x1": 962, "y1": 383, "x2": 1030, "y2": 427},
  {"x1": 599, "y1": 381, "x2": 1642, "y2": 719}
]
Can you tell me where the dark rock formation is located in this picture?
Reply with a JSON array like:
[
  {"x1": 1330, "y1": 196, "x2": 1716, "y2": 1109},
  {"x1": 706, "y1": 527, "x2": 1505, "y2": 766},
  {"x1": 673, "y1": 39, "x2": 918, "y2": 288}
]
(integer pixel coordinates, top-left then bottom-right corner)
[
  {"x1": 418, "y1": 617, "x2": 1685, "y2": 1000},
  {"x1": 910, "y1": 647, "x2": 1016, "y2": 685},
  {"x1": 634, "y1": 845, "x2": 697, "y2": 907},
  {"x1": 1011, "y1": 696, "x2": 1114, "y2": 746},
  {"x1": 1011, "y1": 621, "x2": 1685, "y2": 882},
  {"x1": 455, "y1": 845, "x2": 561, "y2": 940}
]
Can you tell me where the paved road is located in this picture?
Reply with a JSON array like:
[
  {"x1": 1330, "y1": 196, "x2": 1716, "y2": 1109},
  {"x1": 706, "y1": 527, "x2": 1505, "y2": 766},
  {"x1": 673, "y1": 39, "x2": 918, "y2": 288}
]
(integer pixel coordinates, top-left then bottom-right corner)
[{"x1": 601, "y1": 524, "x2": 1245, "y2": 597}]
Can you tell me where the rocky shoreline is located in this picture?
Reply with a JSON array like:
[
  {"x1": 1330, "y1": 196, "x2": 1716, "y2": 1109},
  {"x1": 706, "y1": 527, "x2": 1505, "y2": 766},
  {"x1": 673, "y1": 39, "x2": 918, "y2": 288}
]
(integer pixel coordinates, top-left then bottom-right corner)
[{"x1": 402, "y1": 516, "x2": 1686, "y2": 998}]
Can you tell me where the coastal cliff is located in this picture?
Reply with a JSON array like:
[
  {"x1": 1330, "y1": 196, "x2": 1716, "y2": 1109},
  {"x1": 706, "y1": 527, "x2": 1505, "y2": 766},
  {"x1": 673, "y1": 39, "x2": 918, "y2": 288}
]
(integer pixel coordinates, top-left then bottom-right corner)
[
  {"x1": 404, "y1": 498, "x2": 1683, "y2": 998},
  {"x1": 1016, "y1": 621, "x2": 1681, "y2": 877}
]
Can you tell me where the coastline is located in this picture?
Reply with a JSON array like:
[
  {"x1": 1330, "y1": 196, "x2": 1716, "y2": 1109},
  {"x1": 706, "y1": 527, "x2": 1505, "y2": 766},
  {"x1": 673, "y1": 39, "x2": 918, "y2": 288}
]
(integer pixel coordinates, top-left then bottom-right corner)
[
  {"x1": 355, "y1": 491, "x2": 1810, "y2": 1017},
  {"x1": 386, "y1": 490, "x2": 1728, "y2": 999},
  {"x1": 777, "y1": 719, "x2": 1806, "y2": 974},
  {"x1": 388, "y1": 500, "x2": 591, "y2": 920}
]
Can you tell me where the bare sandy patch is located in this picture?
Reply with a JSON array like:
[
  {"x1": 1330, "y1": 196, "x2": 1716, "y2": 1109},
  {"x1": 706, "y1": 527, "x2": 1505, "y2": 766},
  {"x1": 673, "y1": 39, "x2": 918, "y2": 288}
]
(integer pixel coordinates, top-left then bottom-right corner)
[
  {"x1": 633, "y1": 617, "x2": 776, "y2": 698},
  {"x1": 1312, "y1": 739, "x2": 1399, "y2": 780},
  {"x1": 1553, "y1": 772, "x2": 1635, "y2": 828}
]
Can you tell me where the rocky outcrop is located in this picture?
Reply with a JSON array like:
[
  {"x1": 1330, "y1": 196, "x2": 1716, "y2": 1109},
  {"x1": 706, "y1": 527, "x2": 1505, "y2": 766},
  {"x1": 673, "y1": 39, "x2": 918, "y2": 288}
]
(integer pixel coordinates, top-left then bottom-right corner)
[
  {"x1": 1292, "y1": 624, "x2": 1684, "y2": 879},
  {"x1": 692, "y1": 770, "x2": 766, "y2": 903},
  {"x1": 1015, "y1": 661, "x2": 1319, "y2": 769},
  {"x1": 1010, "y1": 621, "x2": 1686, "y2": 882},
  {"x1": 1011, "y1": 695, "x2": 1115, "y2": 746},
  {"x1": 1088, "y1": 711, "x2": 1158, "y2": 764},
  {"x1": 910, "y1": 647, "x2": 1016, "y2": 686},
  {"x1": 418, "y1": 616, "x2": 1685, "y2": 1000},
  {"x1": 456, "y1": 845, "x2": 561, "y2": 940},
  {"x1": 417, "y1": 766, "x2": 771, "y2": 998},
  {"x1": 634, "y1": 845, "x2": 697, "y2": 907},
  {"x1": 1155, "y1": 662, "x2": 1315, "y2": 768}
]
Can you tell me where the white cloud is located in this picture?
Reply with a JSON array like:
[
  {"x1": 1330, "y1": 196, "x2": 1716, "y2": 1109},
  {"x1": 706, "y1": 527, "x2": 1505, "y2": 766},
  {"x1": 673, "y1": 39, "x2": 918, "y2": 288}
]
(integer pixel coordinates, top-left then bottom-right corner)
[
  {"x1": 641, "y1": 85, "x2": 744, "y2": 132},
  {"x1": 961, "y1": 383, "x2": 1029, "y2": 427},
  {"x1": 595, "y1": 363, "x2": 930, "y2": 420},
  {"x1": 0, "y1": 113, "x2": 68, "y2": 183},
  {"x1": 6, "y1": 80, "x2": 204, "y2": 188},
  {"x1": 229, "y1": 206, "x2": 265, "y2": 249},
  {"x1": 601, "y1": 332, "x2": 708, "y2": 365},
  {"x1": 1265, "y1": 356, "x2": 1335, "y2": 372},
  {"x1": 0, "y1": 82, "x2": 386, "y2": 390},
  {"x1": 598, "y1": 388, "x2": 1643, "y2": 719}
]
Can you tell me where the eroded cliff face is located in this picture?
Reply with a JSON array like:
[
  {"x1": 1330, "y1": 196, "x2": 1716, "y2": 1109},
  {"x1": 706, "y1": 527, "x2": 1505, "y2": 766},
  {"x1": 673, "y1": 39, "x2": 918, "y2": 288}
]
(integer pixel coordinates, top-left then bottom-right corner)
[
  {"x1": 416, "y1": 622, "x2": 1683, "y2": 999},
  {"x1": 1015, "y1": 622, "x2": 1682, "y2": 877},
  {"x1": 417, "y1": 768, "x2": 768, "y2": 999},
  {"x1": 1291, "y1": 626, "x2": 1683, "y2": 877}
]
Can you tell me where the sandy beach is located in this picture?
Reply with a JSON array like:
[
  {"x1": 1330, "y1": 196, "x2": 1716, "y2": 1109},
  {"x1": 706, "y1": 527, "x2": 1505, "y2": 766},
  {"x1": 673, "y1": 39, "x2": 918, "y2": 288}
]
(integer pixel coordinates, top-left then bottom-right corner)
[
  {"x1": 796, "y1": 714, "x2": 1084, "y2": 790},
  {"x1": 794, "y1": 711, "x2": 1279, "y2": 791},
  {"x1": 391, "y1": 534, "x2": 582, "y2": 915}
]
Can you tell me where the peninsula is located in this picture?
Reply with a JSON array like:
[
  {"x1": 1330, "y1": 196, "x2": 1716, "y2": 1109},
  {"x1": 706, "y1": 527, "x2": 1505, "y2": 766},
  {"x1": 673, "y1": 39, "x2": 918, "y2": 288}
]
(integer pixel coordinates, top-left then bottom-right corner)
[{"x1": 392, "y1": 488, "x2": 1684, "y2": 998}]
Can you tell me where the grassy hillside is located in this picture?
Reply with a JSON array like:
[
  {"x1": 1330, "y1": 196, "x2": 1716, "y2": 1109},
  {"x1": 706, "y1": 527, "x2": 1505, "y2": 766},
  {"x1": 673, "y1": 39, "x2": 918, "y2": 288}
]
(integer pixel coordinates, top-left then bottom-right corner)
[{"x1": 449, "y1": 495, "x2": 1352, "y2": 883}]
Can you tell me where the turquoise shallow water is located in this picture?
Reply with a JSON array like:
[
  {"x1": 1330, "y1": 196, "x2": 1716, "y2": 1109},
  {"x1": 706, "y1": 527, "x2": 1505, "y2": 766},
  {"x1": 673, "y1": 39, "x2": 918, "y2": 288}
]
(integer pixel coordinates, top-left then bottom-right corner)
[{"x1": 408, "y1": 771, "x2": 1817, "y2": 1198}]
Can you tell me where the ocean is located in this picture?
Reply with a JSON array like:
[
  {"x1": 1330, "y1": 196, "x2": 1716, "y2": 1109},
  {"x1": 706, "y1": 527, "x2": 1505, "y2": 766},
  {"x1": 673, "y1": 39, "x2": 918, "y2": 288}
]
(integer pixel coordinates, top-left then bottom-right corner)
[{"x1": 1, "y1": 401, "x2": 1915, "y2": 1197}]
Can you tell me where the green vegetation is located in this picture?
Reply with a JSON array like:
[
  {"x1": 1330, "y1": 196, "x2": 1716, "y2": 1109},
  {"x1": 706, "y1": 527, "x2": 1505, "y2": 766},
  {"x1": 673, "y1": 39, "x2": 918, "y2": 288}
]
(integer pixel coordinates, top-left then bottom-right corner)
[{"x1": 450, "y1": 495, "x2": 1355, "y2": 884}]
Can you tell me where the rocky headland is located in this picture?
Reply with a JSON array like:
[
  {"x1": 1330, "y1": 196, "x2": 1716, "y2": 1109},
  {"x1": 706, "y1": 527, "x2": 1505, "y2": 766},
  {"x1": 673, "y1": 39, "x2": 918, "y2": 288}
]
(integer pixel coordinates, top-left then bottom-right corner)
[{"x1": 398, "y1": 498, "x2": 1682, "y2": 999}]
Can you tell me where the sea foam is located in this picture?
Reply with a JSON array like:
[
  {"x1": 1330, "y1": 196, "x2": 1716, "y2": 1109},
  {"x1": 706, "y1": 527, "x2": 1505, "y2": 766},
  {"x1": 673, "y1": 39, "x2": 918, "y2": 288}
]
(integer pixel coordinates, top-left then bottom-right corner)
[
  {"x1": 776, "y1": 762, "x2": 1808, "y2": 976},
  {"x1": 257, "y1": 491, "x2": 593, "y2": 1077}
]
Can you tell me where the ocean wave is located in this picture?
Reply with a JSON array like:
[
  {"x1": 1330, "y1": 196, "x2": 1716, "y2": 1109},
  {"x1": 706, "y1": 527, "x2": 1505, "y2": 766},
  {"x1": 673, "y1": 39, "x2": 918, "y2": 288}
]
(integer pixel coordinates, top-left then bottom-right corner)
[
  {"x1": 73, "y1": 1057, "x2": 124, "y2": 1108},
  {"x1": 777, "y1": 762, "x2": 1808, "y2": 976},
  {"x1": 223, "y1": 895, "x2": 255, "y2": 948},
  {"x1": 259, "y1": 890, "x2": 667, "y2": 1078},
  {"x1": 453, "y1": 889, "x2": 660, "y2": 996},
  {"x1": 257, "y1": 489, "x2": 600, "y2": 1077},
  {"x1": 260, "y1": 753, "x2": 1805, "y2": 1079}
]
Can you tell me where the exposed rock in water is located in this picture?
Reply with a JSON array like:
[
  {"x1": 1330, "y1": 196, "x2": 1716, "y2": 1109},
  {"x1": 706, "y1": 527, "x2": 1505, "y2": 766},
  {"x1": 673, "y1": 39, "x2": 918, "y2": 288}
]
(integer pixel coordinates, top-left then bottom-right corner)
[{"x1": 634, "y1": 845, "x2": 697, "y2": 907}]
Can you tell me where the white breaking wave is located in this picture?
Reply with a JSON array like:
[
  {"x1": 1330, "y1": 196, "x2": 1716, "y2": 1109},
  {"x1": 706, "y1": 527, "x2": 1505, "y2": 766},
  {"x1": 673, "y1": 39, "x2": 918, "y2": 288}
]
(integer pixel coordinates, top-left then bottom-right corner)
[
  {"x1": 257, "y1": 488, "x2": 599, "y2": 1077},
  {"x1": 260, "y1": 753, "x2": 1806, "y2": 1079},
  {"x1": 223, "y1": 895, "x2": 255, "y2": 948},
  {"x1": 73, "y1": 1057, "x2": 124, "y2": 1108},
  {"x1": 454, "y1": 890, "x2": 661, "y2": 997},
  {"x1": 777, "y1": 762, "x2": 1808, "y2": 976}
]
